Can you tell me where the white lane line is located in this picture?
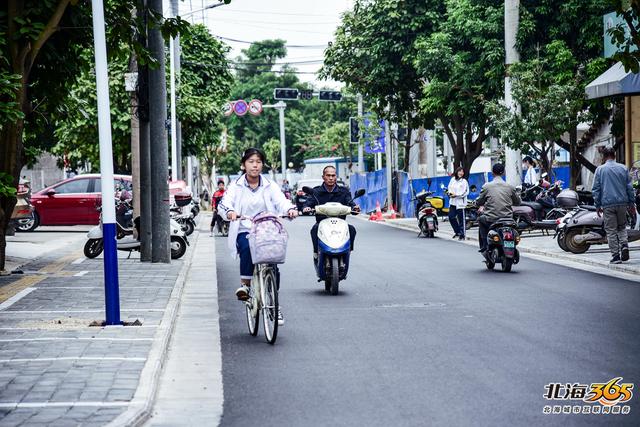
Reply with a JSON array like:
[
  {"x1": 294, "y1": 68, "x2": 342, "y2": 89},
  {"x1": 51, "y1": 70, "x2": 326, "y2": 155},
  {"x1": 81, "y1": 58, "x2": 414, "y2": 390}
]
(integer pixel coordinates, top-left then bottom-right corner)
[
  {"x1": 34, "y1": 287, "x2": 174, "y2": 290},
  {"x1": 0, "y1": 309, "x2": 165, "y2": 314},
  {"x1": 73, "y1": 271, "x2": 89, "y2": 277},
  {"x1": 71, "y1": 258, "x2": 86, "y2": 265},
  {"x1": 0, "y1": 337, "x2": 153, "y2": 342},
  {"x1": 0, "y1": 288, "x2": 36, "y2": 312},
  {"x1": 0, "y1": 401, "x2": 131, "y2": 408},
  {"x1": 0, "y1": 324, "x2": 160, "y2": 330},
  {"x1": 0, "y1": 356, "x2": 146, "y2": 363}
]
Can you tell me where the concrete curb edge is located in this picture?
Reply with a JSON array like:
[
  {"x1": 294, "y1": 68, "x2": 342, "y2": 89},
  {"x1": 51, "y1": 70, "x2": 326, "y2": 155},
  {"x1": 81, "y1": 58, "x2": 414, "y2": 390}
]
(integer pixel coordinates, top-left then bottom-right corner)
[{"x1": 107, "y1": 226, "x2": 200, "y2": 427}]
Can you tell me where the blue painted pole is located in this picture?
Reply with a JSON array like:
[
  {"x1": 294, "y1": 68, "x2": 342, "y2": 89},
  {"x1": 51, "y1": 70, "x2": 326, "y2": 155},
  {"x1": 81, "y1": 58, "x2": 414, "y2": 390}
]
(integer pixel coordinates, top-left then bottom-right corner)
[{"x1": 91, "y1": 0, "x2": 120, "y2": 325}]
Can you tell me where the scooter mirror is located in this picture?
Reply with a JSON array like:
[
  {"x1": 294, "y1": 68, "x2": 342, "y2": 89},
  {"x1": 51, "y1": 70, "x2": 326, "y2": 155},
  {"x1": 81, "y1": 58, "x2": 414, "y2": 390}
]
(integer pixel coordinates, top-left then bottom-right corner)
[
  {"x1": 470, "y1": 185, "x2": 477, "y2": 192},
  {"x1": 354, "y1": 188, "x2": 366, "y2": 199}
]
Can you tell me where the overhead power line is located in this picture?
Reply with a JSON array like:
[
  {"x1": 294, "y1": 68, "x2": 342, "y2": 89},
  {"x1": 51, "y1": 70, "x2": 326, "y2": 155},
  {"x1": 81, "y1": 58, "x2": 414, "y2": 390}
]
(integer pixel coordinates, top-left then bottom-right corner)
[
  {"x1": 209, "y1": 8, "x2": 337, "y2": 18},
  {"x1": 214, "y1": 35, "x2": 329, "y2": 49}
]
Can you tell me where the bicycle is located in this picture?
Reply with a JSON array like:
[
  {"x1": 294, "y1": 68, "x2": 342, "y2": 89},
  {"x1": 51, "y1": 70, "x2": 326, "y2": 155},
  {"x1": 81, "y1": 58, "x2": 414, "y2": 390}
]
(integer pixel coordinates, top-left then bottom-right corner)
[{"x1": 238, "y1": 214, "x2": 290, "y2": 345}]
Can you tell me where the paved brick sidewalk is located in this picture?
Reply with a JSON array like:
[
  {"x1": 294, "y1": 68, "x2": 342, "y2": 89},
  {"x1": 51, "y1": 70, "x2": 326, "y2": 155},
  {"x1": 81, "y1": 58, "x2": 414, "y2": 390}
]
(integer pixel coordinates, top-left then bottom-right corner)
[{"x1": 0, "y1": 233, "x2": 193, "y2": 426}]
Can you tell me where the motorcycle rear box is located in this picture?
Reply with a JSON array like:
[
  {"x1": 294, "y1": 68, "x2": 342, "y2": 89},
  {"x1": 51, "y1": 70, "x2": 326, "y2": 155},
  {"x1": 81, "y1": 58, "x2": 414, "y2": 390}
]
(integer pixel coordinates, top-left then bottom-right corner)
[{"x1": 556, "y1": 189, "x2": 579, "y2": 208}]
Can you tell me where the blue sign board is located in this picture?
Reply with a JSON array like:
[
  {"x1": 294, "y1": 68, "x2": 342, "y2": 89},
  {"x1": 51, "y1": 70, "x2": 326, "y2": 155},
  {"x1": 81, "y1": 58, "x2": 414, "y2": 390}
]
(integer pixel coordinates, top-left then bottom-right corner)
[{"x1": 363, "y1": 117, "x2": 386, "y2": 154}]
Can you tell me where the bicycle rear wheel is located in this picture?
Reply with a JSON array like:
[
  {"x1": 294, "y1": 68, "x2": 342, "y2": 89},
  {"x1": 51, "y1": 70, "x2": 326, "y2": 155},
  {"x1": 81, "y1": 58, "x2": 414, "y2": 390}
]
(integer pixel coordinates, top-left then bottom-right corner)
[{"x1": 261, "y1": 267, "x2": 279, "y2": 344}]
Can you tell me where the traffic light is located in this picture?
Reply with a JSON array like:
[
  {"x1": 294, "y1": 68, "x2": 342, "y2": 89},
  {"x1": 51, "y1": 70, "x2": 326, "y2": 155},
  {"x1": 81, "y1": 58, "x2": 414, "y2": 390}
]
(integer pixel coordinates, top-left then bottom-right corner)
[
  {"x1": 274, "y1": 88, "x2": 299, "y2": 100},
  {"x1": 349, "y1": 117, "x2": 360, "y2": 143},
  {"x1": 318, "y1": 90, "x2": 342, "y2": 102},
  {"x1": 299, "y1": 89, "x2": 314, "y2": 100}
]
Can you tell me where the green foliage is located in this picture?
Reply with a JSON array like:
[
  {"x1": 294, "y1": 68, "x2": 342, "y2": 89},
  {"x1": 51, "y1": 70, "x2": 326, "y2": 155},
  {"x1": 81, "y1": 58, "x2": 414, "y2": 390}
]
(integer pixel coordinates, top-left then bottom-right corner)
[
  {"x1": 609, "y1": 0, "x2": 640, "y2": 73},
  {"x1": 0, "y1": 173, "x2": 17, "y2": 198},
  {"x1": 179, "y1": 24, "x2": 234, "y2": 160}
]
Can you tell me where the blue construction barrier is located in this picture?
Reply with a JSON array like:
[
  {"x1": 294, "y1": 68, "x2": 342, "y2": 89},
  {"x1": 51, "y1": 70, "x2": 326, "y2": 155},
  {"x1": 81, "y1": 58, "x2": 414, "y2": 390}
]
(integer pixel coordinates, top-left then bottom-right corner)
[{"x1": 350, "y1": 168, "x2": 387, "y2": 213}]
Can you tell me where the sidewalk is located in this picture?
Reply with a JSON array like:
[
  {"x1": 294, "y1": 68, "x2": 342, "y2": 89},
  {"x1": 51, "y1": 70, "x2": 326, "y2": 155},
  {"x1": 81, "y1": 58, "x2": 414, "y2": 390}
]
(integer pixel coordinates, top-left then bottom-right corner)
[
  {"x1": 357, "y1": 215, "x2": 640, "y2": 276},
  {"x1": 0, "y1": 216, "x2": 216, "y2": 426}
]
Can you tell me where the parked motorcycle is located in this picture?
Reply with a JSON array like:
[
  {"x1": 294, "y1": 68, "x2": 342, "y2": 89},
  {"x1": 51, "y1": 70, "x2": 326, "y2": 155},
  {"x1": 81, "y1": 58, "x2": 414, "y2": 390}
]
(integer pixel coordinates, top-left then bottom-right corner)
[
  {"x1": 483, "y1": 217, "x2": 521, "y2": 272},
  {"x1": 84, "y1": 199, "x2": 188, "y2": 259},
  {"x1": 415, "y1": 190, "x2": 438, "y2": 238},
  {"x1": 303, "y1": 186, "x2": 365, "y2": 295},
  {"x1": 555, "y1": 205, "x2": 640, "y2": 254},
  {"x1": 12, "y1": 180, "x2": 35, "y2": 234}
]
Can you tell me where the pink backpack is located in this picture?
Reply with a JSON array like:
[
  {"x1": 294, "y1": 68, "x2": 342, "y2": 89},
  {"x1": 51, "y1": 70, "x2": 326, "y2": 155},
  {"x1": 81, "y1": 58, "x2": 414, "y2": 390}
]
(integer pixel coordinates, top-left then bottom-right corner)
[{"x1": 248, "y1": 212, "x2": 289, "y2": 264}]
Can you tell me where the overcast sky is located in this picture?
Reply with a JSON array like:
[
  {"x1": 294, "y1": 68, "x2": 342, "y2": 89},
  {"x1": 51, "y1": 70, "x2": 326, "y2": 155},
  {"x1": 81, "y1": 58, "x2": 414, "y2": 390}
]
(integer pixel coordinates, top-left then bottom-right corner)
[{"x1": 169, "y1": 0, "x2": 354, "y2": 88}]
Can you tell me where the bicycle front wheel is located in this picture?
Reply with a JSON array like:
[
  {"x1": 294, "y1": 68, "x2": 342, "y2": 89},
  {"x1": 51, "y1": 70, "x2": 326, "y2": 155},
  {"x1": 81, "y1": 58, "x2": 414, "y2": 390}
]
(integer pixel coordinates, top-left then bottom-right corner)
[
  {"x1": 261, "y1": 267, "x2": 279, "y2": 345},
  {"x1": 246, "y1": 287, "x2": 259, "y2": 336}
]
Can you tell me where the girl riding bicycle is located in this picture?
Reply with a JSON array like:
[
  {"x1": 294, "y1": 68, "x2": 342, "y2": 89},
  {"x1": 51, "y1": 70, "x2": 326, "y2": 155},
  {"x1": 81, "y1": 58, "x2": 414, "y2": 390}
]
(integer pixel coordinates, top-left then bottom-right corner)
[{"x1": 218, "y1": 148, "x2": 297, "y2": 323}]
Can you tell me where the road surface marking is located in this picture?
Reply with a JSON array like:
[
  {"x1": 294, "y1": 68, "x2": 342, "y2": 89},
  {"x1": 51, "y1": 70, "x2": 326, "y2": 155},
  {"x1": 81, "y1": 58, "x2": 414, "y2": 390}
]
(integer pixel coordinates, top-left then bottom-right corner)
[
  {"x1": 0, "y1": 277, "x2": 44, "y2": 304},
  {"x1": 0, "y1": 356, "x2": 146, "y2": 363},
  {"x1": 73, "y1": 271, "x2": 89, "y2": 277},
  {"x1": 0, "y1": 401, "x2": 131, "y2": 408},
  {"x1": 71, "y1": 257, "x2": 86, "y2": 264},
  {"x1": 0, "y1": 337, "x2": 153, "y2": 342},
  {"x1": 0, "y1": 287, "x2": 37, "y2": 311}
]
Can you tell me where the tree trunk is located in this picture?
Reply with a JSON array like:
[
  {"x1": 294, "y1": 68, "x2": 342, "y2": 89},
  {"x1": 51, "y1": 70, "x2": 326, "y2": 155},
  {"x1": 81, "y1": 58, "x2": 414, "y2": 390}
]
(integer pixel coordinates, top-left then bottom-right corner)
[
  {"x1": 569, "y1": 127, "x2": 579, "y2": 189},
  {"x1": 555, "y1": 139, "x2": 597, "y2": 173},
  {"x1": 0, "y1": 121, "x2": 24, "y2": 272}
]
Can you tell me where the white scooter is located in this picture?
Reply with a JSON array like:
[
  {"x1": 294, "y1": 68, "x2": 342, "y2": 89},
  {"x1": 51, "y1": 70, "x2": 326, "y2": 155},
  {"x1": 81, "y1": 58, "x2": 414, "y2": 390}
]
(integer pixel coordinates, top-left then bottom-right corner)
[
  {"x1": 84, "y1": 215, "x2": 188, "y2": 260},
  {"x1": 303, "y1": 187, "x2": 365, "y2": 295}
]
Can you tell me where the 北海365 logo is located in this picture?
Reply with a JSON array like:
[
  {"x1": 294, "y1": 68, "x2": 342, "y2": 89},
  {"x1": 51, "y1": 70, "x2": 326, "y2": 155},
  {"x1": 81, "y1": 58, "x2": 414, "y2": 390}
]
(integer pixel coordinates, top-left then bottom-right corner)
[
  {"x1": 584, "y1": 377, "x2": 633, "y2": 406},
  {"x1": 543, "y1": 377, "x2": 633, "y2": 415}
]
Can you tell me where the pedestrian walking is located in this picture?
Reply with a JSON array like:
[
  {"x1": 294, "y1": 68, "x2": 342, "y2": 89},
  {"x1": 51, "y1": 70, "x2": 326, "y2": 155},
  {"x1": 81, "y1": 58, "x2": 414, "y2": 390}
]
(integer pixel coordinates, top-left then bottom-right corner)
[
  {"x1": 591, "y1": 146, "x2": 637, "y2": 264},
  {"x1": 448, "y1": 166, "x2": 469, "y2": 241},
  {"x1": 210, "y1": 180, "x2": 225, "y2": 236}
]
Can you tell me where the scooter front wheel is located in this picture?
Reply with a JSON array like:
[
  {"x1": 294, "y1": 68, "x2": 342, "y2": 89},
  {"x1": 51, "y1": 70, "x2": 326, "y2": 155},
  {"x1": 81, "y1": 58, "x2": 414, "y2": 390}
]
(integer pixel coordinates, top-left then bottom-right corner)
[
  {"x1": 330, "y1": 257, "x2": 340, "y2": 295},
  {"x1": 84, "y1": 238, "x2": 104, "y2": 258}
]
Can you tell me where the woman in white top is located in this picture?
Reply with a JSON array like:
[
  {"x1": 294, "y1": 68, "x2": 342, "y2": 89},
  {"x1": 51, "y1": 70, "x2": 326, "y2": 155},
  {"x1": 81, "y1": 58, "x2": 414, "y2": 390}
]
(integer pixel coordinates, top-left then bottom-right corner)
[
  {"x1": 218, "y1": 148, "x2": 297, "y2": 310},
  {"x1": 447, "y1": 166, "x2": 469, "y2": 241},
  {"x1": 523, "y1": 156, "x2": 539, "y2": 186}
]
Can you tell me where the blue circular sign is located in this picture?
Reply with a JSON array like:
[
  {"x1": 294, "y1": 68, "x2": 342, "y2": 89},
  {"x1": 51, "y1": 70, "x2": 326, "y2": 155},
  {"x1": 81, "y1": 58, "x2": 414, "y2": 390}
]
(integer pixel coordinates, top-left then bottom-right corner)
[{"x1": 234, "y1": 99, "x2": 248, "y2": 116}]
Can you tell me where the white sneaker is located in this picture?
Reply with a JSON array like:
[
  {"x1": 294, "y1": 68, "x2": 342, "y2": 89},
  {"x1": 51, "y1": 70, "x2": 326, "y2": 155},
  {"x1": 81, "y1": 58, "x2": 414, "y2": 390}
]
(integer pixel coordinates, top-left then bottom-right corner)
[
  {"x1": 235, "y1": 285, "x2": 250, "y2": 301},
  {"x1": 277, "y1": 308, "x2": 285, "y2": 326},
  {"x1": 209, "y1": 231, "x2": 213, "y2": 237}
]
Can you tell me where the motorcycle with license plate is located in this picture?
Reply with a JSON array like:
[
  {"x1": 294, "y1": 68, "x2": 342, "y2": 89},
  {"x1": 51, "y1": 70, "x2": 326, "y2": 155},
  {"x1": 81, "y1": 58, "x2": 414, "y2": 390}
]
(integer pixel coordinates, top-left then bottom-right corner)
[
  {"x1": 483, "y1": 217, "x2": 521, "y2": 272},
  {"x1": 414, "y1": 190, "x2": 439, "y2": 238},
  {"x1": 303, "y1": 187, "x2": 365, "y2": 295}
]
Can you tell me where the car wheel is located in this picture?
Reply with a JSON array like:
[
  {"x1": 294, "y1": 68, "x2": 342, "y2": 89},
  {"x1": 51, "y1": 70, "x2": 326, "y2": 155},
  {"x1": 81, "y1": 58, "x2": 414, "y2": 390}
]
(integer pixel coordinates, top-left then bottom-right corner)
[{"x1": 17, "y1": 212, "x2": 39, "y2": 232}]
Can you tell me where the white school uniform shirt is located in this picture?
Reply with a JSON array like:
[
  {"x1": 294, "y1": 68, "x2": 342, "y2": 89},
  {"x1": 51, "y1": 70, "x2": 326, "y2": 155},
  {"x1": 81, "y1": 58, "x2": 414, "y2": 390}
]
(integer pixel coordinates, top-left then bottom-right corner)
[
  {"x1": 218, "y1": 174, "x2": 295, "y2": 258},
  {"x1": 447, "y1": 177, "x2": 469, "y2": 208},
  {"x1": 524, "y1": 167, "x2": 538, "y2": 186}
]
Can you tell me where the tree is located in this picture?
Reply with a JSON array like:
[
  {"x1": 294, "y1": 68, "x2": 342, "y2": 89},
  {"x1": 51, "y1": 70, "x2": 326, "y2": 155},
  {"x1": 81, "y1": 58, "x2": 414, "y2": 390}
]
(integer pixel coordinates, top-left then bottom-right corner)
[
  {"x1": 321, "y1": 0, "x2": 443, "y2": 171},
  {"x1": 0, "y1": 1, "x2": 188, "y2": 271},
  {"x1": 602, "y1": 0, "x2": 640, "y2": 73},
  {"x1": 486, "y1": 55, "x2": 586, "y2": 176},
  {"x1": 413, "y1": 0, "x2": 504, "y2": 177}
]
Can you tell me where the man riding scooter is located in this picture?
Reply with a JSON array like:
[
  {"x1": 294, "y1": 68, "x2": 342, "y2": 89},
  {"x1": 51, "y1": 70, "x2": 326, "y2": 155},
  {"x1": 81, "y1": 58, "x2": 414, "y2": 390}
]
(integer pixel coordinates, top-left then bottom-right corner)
[
  {"x1": 302, "y1": 166, "x2": 361, "y2": 263},
  {"x1": 475, "y1": 163, "x2": 522, "y2": 258}
]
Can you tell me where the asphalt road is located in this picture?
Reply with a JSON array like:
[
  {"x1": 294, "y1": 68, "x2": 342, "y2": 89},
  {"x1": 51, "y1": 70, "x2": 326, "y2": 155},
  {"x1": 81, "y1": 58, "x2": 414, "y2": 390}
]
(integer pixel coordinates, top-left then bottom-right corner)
[{"x1": 216, "y1": 216, "x2": 640, "y2": 426}]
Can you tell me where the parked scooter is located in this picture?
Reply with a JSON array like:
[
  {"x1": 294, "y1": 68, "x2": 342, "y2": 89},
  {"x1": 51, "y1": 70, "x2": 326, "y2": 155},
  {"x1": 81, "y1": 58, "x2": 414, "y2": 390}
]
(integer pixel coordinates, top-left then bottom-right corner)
[
  {"x1": 415, "y1": 190, "x2": 438, "y2": 238},
  {"x1": 482, "y1": 217, "x2": 521, "y2": 272},
  {"x1": 84, "y1": 199, "x2": 188, "y2": 259},
  {"x1": 303, "y1": 186, "x2": 365, "y2": 295},
  {"x1": 12, "y1": 180, "x2": 35, "y2": 234},
  {"x1": 555, "y1": 205, "x2": 640, "y2": 254}
]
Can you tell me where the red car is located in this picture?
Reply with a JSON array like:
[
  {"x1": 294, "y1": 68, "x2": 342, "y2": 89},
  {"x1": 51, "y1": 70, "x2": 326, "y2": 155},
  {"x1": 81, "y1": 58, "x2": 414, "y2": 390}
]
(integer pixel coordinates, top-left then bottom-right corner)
[{"x1": 22, "y1": 174, "x2": 132, "y2": 231}]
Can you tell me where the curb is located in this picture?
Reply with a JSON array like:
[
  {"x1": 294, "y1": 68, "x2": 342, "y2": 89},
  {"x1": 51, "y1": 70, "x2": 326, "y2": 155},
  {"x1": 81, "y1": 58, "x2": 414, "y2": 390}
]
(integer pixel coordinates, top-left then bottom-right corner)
[
  {"x1": 355, "y1": 215, "x2": 640, "y2": 276},
  {"x1": 107, "y1": 224, "x2": 200, "y2": 427}
]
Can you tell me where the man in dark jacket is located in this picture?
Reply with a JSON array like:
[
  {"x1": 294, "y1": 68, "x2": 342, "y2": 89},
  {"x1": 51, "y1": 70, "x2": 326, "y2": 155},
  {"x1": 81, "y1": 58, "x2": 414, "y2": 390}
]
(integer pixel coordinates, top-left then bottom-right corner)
[
  {"x1": 303, "y1": 166, "x2": 361, "y2": 257},
  {"x1": 592, "y1": 146, "x2": 636, "y2": 263}
]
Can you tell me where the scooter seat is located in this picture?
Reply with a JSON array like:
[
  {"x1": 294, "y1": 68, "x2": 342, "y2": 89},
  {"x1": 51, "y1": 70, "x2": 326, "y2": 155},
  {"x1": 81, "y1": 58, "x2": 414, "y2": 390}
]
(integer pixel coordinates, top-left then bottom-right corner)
[{"x1": 520, "y1": 201, "x2": 543, "y2": 211}]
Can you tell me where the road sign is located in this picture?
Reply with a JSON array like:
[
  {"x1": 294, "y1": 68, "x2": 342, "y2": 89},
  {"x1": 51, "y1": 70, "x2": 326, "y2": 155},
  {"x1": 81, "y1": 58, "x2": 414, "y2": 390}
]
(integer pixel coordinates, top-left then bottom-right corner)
[
  {"x1": 233, "y1": 99, "x2": 248, "y2": 116},
  {"x1": 223, "y1": 102, "x2": 234, "y2": 116},
  {"x1": 274, "y1": 88, "x2": 299, "y2": 100},
  {"x1": 248, "y1": 99, "x2": 263, "y2": 115}
]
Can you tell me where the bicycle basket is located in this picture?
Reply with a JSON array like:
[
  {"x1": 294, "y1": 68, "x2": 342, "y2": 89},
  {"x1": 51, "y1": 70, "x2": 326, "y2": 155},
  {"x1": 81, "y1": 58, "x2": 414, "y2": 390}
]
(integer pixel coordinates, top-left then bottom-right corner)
[{"x1": 248, "y1": 213, "x2": 289, "y2": 264}]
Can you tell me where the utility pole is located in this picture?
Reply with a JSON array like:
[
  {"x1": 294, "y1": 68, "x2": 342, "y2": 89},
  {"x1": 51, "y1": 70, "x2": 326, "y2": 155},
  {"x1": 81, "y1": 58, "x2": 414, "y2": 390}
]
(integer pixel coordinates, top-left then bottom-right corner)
[
  {"x1": 138, "y1": 0, "x2": 152, "y2": 262},
  {"x1": 169, "y1": 0, "x2": 178, "y2": 182},
  {"x1": 385, "y1": 117, "x2": 392, "y2": 210},
  {"x1": 91, "y1": 0, "x2": 120, "y2": 324},
  {"x1": 504, "y1": 0, "x2": 522, "y2": 185},
  {"x1": 357, "y1": 94, "x2": 364, "y2": 173},
  {"x1": 148, "y1": 0, "x2": 171, "y2": 263},
  {"x1": 278, "y1": 104, "x2": 287, "y2": 182}
]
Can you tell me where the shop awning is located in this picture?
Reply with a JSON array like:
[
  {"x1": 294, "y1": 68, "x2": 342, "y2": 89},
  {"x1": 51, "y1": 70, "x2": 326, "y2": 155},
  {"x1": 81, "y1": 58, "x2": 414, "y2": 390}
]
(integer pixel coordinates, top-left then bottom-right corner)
[{"x1": 585, "y1": 62, "x2": 640, "y2": 99}]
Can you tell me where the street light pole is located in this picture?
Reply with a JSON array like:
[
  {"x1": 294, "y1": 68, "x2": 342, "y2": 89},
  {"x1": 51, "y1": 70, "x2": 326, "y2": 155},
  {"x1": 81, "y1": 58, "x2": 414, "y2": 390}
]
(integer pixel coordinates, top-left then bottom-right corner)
[
  {"x1": 263, "y1": 101, "x2": 288, "y2": 182},
  {"x1": 91, "y1": 0, "x2": 120, "y2": 324},
  {"x1": 504, "y1": 0, "x2": 522, "y2": 186},
  {"x1": 357, "y1": 94, "x2": 364, "y2": 173}
]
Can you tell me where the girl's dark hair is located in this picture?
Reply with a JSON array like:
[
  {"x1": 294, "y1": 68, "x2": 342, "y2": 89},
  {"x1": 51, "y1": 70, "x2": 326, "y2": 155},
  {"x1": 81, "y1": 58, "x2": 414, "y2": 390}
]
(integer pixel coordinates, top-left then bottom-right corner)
[
  {"x1": 241, "y1": 147, "x2": 266, "y2": 165},
  {"x1": 523, "y1": 156, "x2": 536, "y2": 167},
  {"x1": 454, "y1": 166, "x2": 464, "y2": 180}
]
